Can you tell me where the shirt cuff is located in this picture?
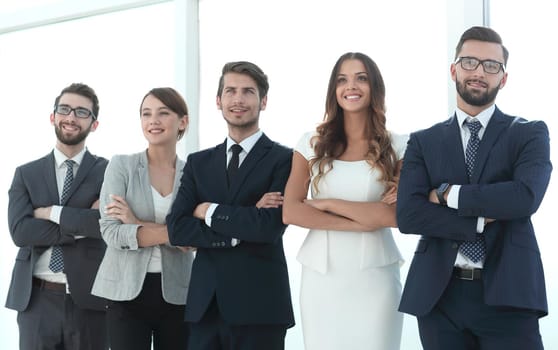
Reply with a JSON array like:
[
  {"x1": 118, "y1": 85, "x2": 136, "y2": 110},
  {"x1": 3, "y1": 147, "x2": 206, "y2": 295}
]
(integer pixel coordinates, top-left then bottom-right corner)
[
  {"x1": 205, "y1": 203, "x2": 218, "y2": 227},
  {"x1": 447, "y1": 185, "x2": 460, "y2": 209},
  {"x1": 50, "y1": 205, "x2": 62, "y2": 224},
  {"x1": 447, "y1": 185, "x2": 484, "y2": 233},
  {"x1": 476, "y1": 217, "x2": 485, "y2": 233}
]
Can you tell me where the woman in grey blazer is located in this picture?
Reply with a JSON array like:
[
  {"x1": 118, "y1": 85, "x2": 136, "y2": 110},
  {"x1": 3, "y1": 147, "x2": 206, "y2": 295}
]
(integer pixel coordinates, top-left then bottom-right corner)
[{"x1": 92, "y1": 87, "x2": 194, "y2": 350}]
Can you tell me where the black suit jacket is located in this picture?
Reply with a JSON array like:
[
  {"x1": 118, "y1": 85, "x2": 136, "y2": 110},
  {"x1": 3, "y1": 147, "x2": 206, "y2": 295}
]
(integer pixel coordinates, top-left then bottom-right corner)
[
  {"x1": 396, "y1": 107, "x2": 552, "y2": 317},
  {"x1": 6, "y1": 150, "x2": 109, "y2": 312},
  {"x1": 167, "y1": 134, "x2": 295, "y2": 327}
]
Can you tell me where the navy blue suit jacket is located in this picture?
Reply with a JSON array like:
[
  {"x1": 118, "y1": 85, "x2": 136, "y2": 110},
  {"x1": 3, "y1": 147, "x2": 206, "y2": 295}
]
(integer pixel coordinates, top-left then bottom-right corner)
[
  {"x1": 397, "y1": 107, "x2": 551, "y2": 317},
  {"x1": 166, "y1": 134, "x2": 295, "y2": 327},
  {"x1": 6, "y1": 150, "x2": 108, "y2": 312}
]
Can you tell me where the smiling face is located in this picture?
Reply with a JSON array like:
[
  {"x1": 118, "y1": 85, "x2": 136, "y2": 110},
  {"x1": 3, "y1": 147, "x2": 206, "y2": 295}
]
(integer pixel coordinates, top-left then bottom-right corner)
[
  {"x1": 140, "y1": 94, "x2": 188, "y2": 146},
  {"x1": 451, "y1": 39, "x2": 508, "y2": 115},
  {"x1": 335, "y1": 59, "x2": 371, "y2": 115},
  {"x1": 217, "y1": 72, "x2": 267, "y2": 140},
  {"x1": 50, "y1": 93, "x2": 98, "y2": 149}
]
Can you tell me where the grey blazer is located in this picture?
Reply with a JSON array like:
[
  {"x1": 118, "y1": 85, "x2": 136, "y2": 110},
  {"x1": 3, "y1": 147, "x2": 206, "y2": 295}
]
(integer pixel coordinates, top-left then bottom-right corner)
[{"x1": 91, "y1": 151, "x2": 193, "y2": 304}]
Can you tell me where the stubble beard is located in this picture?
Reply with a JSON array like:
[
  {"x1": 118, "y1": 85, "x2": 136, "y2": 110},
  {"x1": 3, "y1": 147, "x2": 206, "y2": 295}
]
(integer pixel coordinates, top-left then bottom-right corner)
[{"x1": 224, "y1": 109, "x2": 260, "y2": 131}]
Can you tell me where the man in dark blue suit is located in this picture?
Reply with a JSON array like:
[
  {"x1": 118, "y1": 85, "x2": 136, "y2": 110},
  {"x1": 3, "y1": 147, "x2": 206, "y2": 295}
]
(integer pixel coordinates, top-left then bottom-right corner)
[
  {"x1": 167, "y1": 61, "x2": 294, "y2": 350},
  {"x1": 397, "y1": 26, "x2": 551, "y2": 349},
  {"x1": 6, "y1": 83, "x2": 108, "y2": 349}
]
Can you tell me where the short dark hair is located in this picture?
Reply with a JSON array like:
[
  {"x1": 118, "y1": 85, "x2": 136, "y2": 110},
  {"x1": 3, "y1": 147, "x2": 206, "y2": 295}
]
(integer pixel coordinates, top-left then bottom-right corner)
[
  {"x1": 455, "y1": 26, "x2": 509, "y2": 65},
  {"x1": 54, "y1": 83, "x2": 100, "y2": 120},
  {"x1": 140, "y1": 87, "x2": 189, "y2": 140},
  {"x1": 216, "y1": 61, "x2": 269, "y2": 99}
]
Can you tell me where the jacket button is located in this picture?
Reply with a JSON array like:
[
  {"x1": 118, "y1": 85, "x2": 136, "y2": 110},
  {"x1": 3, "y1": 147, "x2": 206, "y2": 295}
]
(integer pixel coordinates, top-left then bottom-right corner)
[{"x1": 452, "y1": 243, "x2": 459, "y2": 249}]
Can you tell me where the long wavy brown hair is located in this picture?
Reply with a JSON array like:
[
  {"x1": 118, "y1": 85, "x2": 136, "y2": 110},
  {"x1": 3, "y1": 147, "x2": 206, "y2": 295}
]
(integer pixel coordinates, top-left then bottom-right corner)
[{"x1": 309, "y1": 52, "x2": 398, "y2": 194}]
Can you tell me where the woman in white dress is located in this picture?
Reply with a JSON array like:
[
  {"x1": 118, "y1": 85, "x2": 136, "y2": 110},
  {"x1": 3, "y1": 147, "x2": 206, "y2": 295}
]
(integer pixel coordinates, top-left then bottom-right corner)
[{"x1": 283, "y1": 52, "x2": 407, "y2": 350}]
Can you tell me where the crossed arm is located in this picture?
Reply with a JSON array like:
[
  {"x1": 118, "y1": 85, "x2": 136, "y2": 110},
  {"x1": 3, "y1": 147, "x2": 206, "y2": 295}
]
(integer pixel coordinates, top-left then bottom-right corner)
[
  {"x1": 282, "y1": 151, "x2": 400, "y2": 232},
  {"x1": 8, "y1": 167, "x2": 101, "y2": 247},
  {"x1": 103, "y1": 191, "x2": 283, "y2": 249}
]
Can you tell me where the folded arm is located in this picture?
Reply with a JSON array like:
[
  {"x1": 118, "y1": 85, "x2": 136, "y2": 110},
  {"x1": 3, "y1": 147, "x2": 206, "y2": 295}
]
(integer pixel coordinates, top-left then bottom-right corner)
[
  {"x1": 458, "y1": 121, "x2": 552, "y2": 220},
  {"x1": 283, "y1": 151, "x2": 371, "y2": 232},
  {"x1": 9, "y1": 167, "x2": 75, "y2": 247},
  {"x1": 396, "y1": 134, "x2": 478, "y2": 241},
  {"x1": 167, "y1": 159, "x2": 237, "y2": 248}
]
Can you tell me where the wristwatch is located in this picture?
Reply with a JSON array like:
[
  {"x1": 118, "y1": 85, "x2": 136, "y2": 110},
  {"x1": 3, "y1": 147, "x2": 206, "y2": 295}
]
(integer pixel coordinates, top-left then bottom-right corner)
[{"x1": 436, "y1": 183, "x2": 450, "y2": 206}]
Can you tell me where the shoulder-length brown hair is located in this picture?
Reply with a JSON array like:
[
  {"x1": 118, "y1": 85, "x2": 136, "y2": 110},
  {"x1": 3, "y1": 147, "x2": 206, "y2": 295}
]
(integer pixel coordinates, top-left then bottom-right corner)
[{"x1": 309, "y1": 52, "x2": 398, "y2": 193}]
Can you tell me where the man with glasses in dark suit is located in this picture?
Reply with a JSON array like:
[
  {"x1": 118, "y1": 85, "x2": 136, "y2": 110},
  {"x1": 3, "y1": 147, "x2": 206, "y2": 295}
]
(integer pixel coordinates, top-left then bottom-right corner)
[
  {"x1": 6, "y1": 83, "x2": 109, "y2": 349},
  {"x1": 397, "y1": 26, "x2": 551, "y2": 350}
]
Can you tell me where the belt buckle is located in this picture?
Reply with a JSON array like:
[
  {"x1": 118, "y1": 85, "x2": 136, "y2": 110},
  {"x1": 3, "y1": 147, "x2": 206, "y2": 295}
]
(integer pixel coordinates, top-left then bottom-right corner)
[{"x1": 461, "y1": 268, "x2": 474, "y2": 280}]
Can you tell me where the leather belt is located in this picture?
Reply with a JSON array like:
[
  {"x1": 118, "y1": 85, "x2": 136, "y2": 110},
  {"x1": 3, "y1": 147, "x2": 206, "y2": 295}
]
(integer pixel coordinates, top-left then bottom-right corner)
[
  {"x1": 32, "y1": 277, "x2": 66, "y2": 292},
  {"x1": 453, "y1": 267, "x2": 482, "y2": 280}
]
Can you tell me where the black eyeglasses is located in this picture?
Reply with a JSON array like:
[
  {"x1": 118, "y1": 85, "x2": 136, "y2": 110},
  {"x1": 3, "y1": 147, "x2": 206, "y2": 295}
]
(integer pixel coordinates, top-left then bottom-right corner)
[
  {"x1": 54, "y1": 104, "x2": 96, "y2": 120},
  {"x1": 455, "y1": 56, "x2": 506, "y2": 74}
]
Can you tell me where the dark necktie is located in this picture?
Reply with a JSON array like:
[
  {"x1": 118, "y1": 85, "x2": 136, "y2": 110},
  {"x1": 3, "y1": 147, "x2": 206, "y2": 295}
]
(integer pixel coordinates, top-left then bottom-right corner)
[
  {"x1": 459, "y1": 119, "x2": 486, "y2": 263},
  {"x1": 227, "y1": 144, "x2": 243, "y2": 186},
  {"x1": 49, "y1": 159, "x2": 75, "y2": 272}
]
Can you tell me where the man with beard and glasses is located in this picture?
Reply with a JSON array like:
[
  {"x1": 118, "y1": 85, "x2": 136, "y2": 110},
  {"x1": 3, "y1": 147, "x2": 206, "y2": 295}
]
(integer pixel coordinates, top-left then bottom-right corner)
[
  {"x1": 396, "y1": 26, "x2": 552, "y2": 350},
  {"x1": 6, "y1": 83, "x2": 109, "y2": 350},
  {"x1": 167, "y1": 61, "x2": 294, "y2": 350}
]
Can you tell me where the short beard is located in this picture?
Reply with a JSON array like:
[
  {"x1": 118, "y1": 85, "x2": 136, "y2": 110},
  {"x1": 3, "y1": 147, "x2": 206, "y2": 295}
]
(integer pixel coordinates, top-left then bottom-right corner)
[
  {"x1": 54, "y1": 123, "x2": 91, "y2": 146},
  {"x1": 456, "y1": 80, "x2": 500, "y2": 107}
]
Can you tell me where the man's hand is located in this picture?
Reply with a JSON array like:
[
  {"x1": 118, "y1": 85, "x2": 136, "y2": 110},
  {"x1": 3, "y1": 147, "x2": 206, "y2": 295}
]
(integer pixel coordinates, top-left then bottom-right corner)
[
  {"x1": 429, "y1": 189, "x2": 439, "y2": 204},
  {"x1": 33, "y1": 206, "x2": 52, "y2": 220},
  {"x1": 256, "y1": 192, "x2": 284, "y2": 208},
  {"x1": 485, "y1": 218, "x2": 495, "y2": 225},
  {"x1": 193, "y1": 202, "x2": 211, "y2": 220},
  {"x1": 105, "y1": 194, "x2": 140, "y2": 224},
  {"x1": 91, "y1": 199, "x2": 100, "y2": 209}
]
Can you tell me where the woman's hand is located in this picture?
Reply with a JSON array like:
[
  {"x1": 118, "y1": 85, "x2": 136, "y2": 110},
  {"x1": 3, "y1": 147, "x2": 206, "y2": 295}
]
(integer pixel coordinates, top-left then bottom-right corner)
[{"x1": 104, "y1": 194, "x2": 140, "y2": 224}]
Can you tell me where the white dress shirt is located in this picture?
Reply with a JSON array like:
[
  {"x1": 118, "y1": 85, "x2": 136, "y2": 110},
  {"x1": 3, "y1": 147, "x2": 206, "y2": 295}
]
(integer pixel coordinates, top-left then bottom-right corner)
[
  {"x1": 447, "y1": 104, "x2": 495, "y2": 268},
  {"x1": 33, "y1": 146, "x2": 86, "y2": 283},
  {"x1": 205, "y1": 130, "x2": 263, "y2": 245}
]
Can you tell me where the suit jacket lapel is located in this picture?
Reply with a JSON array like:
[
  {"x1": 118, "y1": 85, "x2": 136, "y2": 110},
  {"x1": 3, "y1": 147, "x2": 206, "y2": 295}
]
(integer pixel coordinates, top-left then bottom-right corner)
[
  {"x1": 171, "y1": 156, "x2": 185, "y2": 202},
  {"x1": 44, "y1": 152, "x2": 60, "y2": 203},
  {"x1": 470, "y1": 108, "x2": 508, "y2": 183},
  {"x1": 59, "y1": 150, "x2": 93, "y2": 205},
  {"x1": 211, "y1": 140, "x2": 229, "y2": 201},
  {"x1": 63, "y1": 150, "x2": 94, "y2": 205},
  {"x1": 442, "y1": 116, "x2": 470, "y2": 184},
  {"x1": 226, "y1": 134, "x2": 273, "y2": 201},
  {"x1": 138, "y1": 150, "x2": 155, "y2": 220}
]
